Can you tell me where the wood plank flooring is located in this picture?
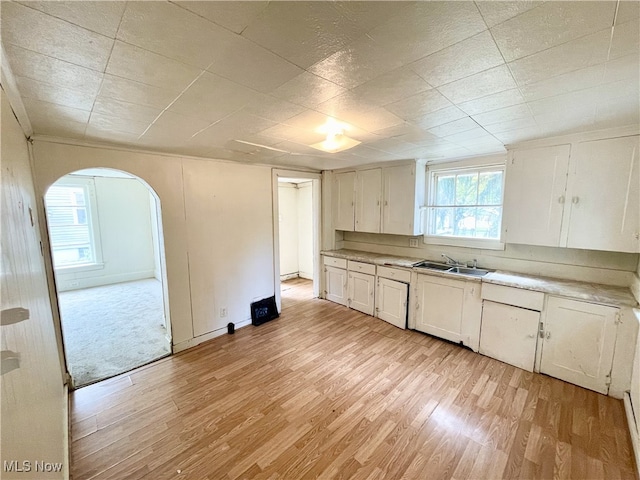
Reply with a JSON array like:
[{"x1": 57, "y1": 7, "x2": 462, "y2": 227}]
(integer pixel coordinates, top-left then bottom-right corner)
[{"x1": 70, "y1": 278, "x2": 638, "y2": 479}]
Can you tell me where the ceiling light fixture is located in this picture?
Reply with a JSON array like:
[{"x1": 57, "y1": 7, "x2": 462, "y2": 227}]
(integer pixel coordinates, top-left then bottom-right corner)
[{"x1": 310, "y1": 118, "x2": 361, "y2": 153}]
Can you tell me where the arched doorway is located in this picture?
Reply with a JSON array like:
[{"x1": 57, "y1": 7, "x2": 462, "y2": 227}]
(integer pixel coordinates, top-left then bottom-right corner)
[{"x1": 44, "y1": 168, "x2": 172, "y2": 387}]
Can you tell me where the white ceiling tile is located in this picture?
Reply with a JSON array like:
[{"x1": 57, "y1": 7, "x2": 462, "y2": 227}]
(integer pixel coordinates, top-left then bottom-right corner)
[
  {"x1": 482, "y1": 115, "x2": 538, "y2": 135},
  {"x1": 15, "y1": 1, "x2": 126, "y2": 38},
  {"x1": 259, "y1": 123, "x2": 325, "y2": 146},
  {"x1": 492, "y1": 125, "x2": 543, "y2": 144},
  {"x1": 385, "y1": 89, "x2": 453, "y2": 120},
  {"x1": 84, "y1": 127, "x2": 141, "y2": 146},
  {"x1": 240, "y1": 2, "x2": 368, "y2": 69},
  {"x1": 204, "y1": 34, "x2": 303, "y2": 93},
  {"x1": 519, "y1": 64, "x2": 605, "y2": 102},
  {"x1": 271, "y1": 72, "x2": 347, "y2": 109},
  {"x1": 437, "y1": 65, "x2": 517, "y2": 104},
  {"x1": 142, "y1": 111, "x2": 213, "y2": 142},
  {"x1": 363, "y1": 137, "x2": 419, "y2": 154},
  {"x1": 349, "y1": 67, "x2": 433, "y2": 108},
  {"x1": 168, "y1": 72, "x2": 263, "y2": 123},
  {"x1": 457, "y1": 88, "x2": 525, "y2": 115},
  {"x1": 595, "y1": 94, "x2": 640, "y2": 127},
  {"x1": 603, "y1": 53, "x2": 640, "y2": 84},
  {"x1": 23, "y1": 97, "x2": 90, "y2": 130},
  {"x1": 29, "y1": 117, "x2": 86, "y2": 139},
  {"x1": 242, "y1": 95, "x2": 307, "y2": 124},
  {"x1": 16, "y1": 76, "x2": 95, "y2": 111},
  {"x1": 615, "y1": 1, "x2": 640, "y2": 25},
  {"x1": 610, "y1": 18, "x2": 640, "y2": 59},
  {"x1": 367, "y1": 2, "x2": 487, "y2": 64},
  {"x1": 173, "y1": 1, "x2": 268, "y2": 34},
  {"x1": 442, "y1": 126, "x2": 495, "y2": 143},
  {"x1": 308, "y1": 34, "x2": 406, "y2": 89},
  {"x1": 427, "y1": 117, "x2": 479, "y2": 137},
  {"x1": 98, "y1": 75, "x2": 178, "y2": 110},
  {"x1": 86, "y1": 112, "x2": 151, "y2": 136},
  {"x1": 412, "y1": 106, "x2": 469, "y2": 129},
  {"x1": 3, "y1": 44, "x2": 104, "y2": 95},
  {"x1": 491, "y1": 1, "x2": 616, "y2": 62},
  {"x1": 106, "y1": 41, "x2": 201, "y2": 92},
  {"x1": 474, "y1": 1, "x2": 543, "y2": 28},
  {"x1": 472, "y1": 104, "x2": 532, "y2": 126},
  {"x1": 508, "y1": 29, "x2": 611, "y2": 85},
  {"x1": 93, "y1": 97, "x2": 162, "y2": 125},
  {"x1": 410, "y1": 30, "x2": 504, "y2": 87},
  {"x1": 315, "y1": 93, "x2": 405, "y2": 132},
  {"x1": 1, "y1": 2, "x2": 113, "y2": 71}
]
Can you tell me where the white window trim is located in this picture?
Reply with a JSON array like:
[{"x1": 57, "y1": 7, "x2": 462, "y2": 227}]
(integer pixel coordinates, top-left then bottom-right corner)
[
  {"x1": 423, "y1": 159, "x2": 506, "y2": 251},
  {"x1": 46, "y1": 176, "x2": 104, "y2": 272}
]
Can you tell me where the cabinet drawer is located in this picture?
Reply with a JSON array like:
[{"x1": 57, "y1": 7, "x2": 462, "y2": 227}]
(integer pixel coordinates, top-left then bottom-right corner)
[
  {"x1": 348, "y1": 260, "x2": 376, "y2": 275},
  {"x1": 377, "y1": 265, "x2": 411, "y2": 283},
  {"x1": 323, "y1": 256, "x2": 347, "y2": 269},
  {"x1": 481, "y1": 283, "x2": 544, "y2": 311}
]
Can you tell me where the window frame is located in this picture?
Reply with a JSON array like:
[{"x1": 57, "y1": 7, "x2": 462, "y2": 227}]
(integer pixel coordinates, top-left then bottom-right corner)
[
  {"x1": 423, "y1": 158, "x2": 506, "y2": 250},
  {"x1": 45, "y1": 176, "x2": 104, "y2": 272}
]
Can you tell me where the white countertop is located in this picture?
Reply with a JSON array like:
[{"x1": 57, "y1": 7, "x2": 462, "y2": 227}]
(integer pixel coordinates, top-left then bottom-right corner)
[{"x1": 322, "y1": 249, "x2": 639, "y2": 308}]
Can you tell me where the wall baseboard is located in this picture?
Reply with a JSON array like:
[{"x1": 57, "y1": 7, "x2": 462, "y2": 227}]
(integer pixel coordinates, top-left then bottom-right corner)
[
  {"x1": 64, "y1": 384, "x2": 70, "y2": 480},
  {"x1": 280, "y1": 273, "x2": 299, "y2": 281},
  {"x1": 57, "y1": 270, "x2": 156, "y2": 292},
  {"x1": 173, "y1": 318, "x2": 252, "y2": 353},
  {"x1": 298, "y1": 271, "x2": 313, "y2": 280},
  {"x1": 623, "y1": 391, "x2": 640, "y2": 479}
]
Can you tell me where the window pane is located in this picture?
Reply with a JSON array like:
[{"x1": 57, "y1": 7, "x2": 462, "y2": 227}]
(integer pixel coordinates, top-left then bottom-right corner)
[
  {"x1": 455, "y1": 173, "x2": 478, "y2": 205},
  {"x1": 454, "y1": 207, "x2": 477, "y2": 237},
  {"x1": 431, "y1": 207, "x2": 454, "y2": 236},
  {"x1": 478, "y1": 171, "x2": 503, "y2": 205},
  {"x1": 475, "y1": 207, "x2": 502, "y2": 239},
  {"x1": 435, "y1": 175, "x2": 455, "y2": 206}
]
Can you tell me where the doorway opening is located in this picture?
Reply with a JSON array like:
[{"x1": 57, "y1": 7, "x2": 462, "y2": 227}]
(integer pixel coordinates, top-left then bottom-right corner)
[
  {"x1": 273, "y1": 171, "x2": 321, "y2": 311},
  {"x1": 44, "y1": 168, "x2": 171, "y2": 387}
]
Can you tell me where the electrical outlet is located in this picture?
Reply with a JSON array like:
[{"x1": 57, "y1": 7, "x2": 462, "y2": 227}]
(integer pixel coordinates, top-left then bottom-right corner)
[
  {"x1": 220, "y1": 308, "x2": 227, "y2": 318},
  {"x1": 409, "y1": 238, "x2": 419, "y2": 248}
]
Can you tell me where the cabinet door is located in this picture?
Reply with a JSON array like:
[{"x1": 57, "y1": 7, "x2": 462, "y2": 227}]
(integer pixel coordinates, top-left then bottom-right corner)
[
  {"x1": 382, "y1": 164, "x2": 416, "y2": 235},
  {"x1": 415, "y1": 275, "x2": 464, "y2": 343},
  {"x1": 540, "y1": 296, "x2": 618, "y2": 394},
  {"x1": 333, "y1": 171, "x2": 355, "y2": 231},
  {"x1": 480, "y1": 301, "x2": 540, "y2": 372},
  {"x1": 325, "y1": 266, "x2": 347, "y2": 306},
  {"x1": 503, "y1": 145, "x2": 570, "y2": 247},
  {"x1": 355, "y1": 168, "x2": 382, "y2": 233},
  {"x1": 565, "y1": 135, "x2": 639, "y2": 252},
  {"x1": 376, "y1": 277, "x2": 408, "y2": 329},
  {"x1": 348, "y1": 271, "x2": 375, "y2": 315}
]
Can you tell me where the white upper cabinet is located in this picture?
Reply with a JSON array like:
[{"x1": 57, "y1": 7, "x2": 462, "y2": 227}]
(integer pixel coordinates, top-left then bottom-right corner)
[
  {"x1": 503, "y1": 145, "x2": 570, "y2": 247},
  {"x1": 355, "y1": 168, "x2": 382, "y2": 233},
  {"x1": 382, "y1": 163, "x2": 425, "y2": 236},
  {"x1": 333, "y1": 161, "x2": 426, "y2": 236},
  {"x1": 504, "y1": 135, "x2": 640, "y2": 252},
  {"x1": 332, "y1": 171, "x2": 355, "y2": 231},
  {"x1": 564, "y1": 136, "x2": 639, "y2": 253}
]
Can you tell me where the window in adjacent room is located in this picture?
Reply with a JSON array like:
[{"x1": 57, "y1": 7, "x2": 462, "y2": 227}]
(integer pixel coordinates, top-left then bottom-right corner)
[
  {"x1": 45, "y1": 177, "x2": 103, "y2": 270},
  {"x1": 425, "y1": 161, "x2": 505, "y2": 249}
]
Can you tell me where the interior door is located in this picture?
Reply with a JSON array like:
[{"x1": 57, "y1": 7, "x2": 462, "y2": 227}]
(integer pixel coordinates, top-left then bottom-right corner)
[
  {"x1": 333, "y1": 171, "x2": 355, "y2": 231},
  {"x1": 415, "y1": 275, "x2": 464, "y2": 343},
  {"x1": 348, "y1": 271, "x2": 375, "y2": 315},
  {"x1": 540, "y1": 296, "x2": 618, "y2": 394},
  {"x1": 325, "y1": 266, "x2": 347, "y2": 306},
  {"x1": 355, "y1": 168, "x2": 381, "y2": 233},
  {"x1": 376, "y1": 277, "x2": 408, "y2": 329}
]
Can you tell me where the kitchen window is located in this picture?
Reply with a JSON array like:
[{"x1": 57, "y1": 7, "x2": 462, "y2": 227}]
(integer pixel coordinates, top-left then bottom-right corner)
[
  {"x1": 45, "y1": 177, "x2": 103, "y2": 270},
  {"x1": 425, "y1": 160, "x2": 505, "y2": 249}
]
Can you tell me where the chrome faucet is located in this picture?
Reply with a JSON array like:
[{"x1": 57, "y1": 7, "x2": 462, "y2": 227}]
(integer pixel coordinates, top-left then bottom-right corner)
[{"x1": 441, "y1": 254, "x2": 461, "y2": 266}]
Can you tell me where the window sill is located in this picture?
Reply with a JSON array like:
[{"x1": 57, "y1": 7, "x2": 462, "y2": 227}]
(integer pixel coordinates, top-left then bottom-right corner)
[
  {"x1": 423, "y1": 235, "x2": 505, "y2": 251},
  {"x1": 54, "y1": 262, "x2": 105, "y2": 274}
]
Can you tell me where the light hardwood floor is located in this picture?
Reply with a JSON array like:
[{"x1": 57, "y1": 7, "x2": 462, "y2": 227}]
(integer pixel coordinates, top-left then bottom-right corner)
[{"x1": 70, "y1": 278, "x2": 638, "y2": 479}]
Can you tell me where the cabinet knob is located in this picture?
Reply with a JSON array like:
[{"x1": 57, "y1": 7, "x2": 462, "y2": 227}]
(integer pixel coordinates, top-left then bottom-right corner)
[
  {"x1": 384, "y1": 201, "x2": 388, "y2": 206},
  {"x1": 546, "y1": 331, "x2": 551, "y2": 339},
  {"x1": 558, "y1": 195, "x2": 565, "y2": 204},
  {"x1": 634, "y1": 232, "x2": 639, "y2": 240},
  {"x1": 526, "y1": 334, "x2": 535, "y2": 339},
  {"x1": 571, "y1": 196, "x2": 580, "y2": 204}
]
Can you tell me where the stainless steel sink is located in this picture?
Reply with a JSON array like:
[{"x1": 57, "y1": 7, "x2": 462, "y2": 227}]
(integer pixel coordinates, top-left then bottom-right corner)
[
  {"x1": 414, "y1": 261, "x2": 452, "y2": 271},
  {"x1": 447, "y1": 266, "x2": 490, "y2": 277}
]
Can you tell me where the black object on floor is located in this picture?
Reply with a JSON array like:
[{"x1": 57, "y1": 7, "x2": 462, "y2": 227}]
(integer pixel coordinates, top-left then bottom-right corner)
[
  {"x1": 250, "y1": 296, "x2": 279, "y2": 326},
  {"x1": 227, "y1": 322, "x2": 235, "y2": 334}
]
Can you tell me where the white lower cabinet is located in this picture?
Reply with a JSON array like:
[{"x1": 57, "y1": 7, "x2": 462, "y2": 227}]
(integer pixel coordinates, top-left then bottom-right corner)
[
  {"x1": 376, "y1": 277, "x2": 408, "y2": 329},
  {"x1": 414, "y1": 274, "x2": 482, "y2": 351},
  {"x1": 324, "y1": 265, "x2": 347, "y2": 306},
  {"x1": 348, "y1": 271, "x2": 375, "y2": 315},
  {"x1": 539, "y1": 296, "x2": 618, "y2": 395},
  {"x1": 480, "y1": 301, "x2": 540, "y2": 372}
]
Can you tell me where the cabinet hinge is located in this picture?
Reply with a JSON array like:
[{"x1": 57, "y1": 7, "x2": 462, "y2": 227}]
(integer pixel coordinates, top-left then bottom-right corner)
[
  {"x1": 605, "y1": 373, "x2": 612, "y2": 387},
  {"x1": 538, "y1": 321, "x2": 545, "y2": 339},
  {"x1": 614, "y1": 312, "x2": 621, "y2": 325}
]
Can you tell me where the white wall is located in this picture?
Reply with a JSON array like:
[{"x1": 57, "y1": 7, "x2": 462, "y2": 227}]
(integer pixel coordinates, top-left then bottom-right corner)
[
  {"x1": 54, "y1": 175, "x2": 156, "y2": 291},
  {"x1": 1, "y1": 89, "x2": 66, "y2": 479},
  {"x1": 278, "y1": 182, "x2": 313, "y2": 279},
  {"x1": 31, "y1": 140, "x2": 275, "y2": 351},
  {"x1": 297, "y1": 182, "x2": 313, "y2": 279}
]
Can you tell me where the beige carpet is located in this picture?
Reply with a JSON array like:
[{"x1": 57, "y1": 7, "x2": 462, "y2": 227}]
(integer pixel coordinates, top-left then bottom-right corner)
[{"x1": 58, "y1": 278, "x2": 171, "y2": 387}]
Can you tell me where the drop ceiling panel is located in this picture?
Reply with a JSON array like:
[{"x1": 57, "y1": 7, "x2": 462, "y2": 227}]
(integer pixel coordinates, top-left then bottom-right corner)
[{"x1": 1, "y1": 0, "x2": 638, "y2": 167}]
